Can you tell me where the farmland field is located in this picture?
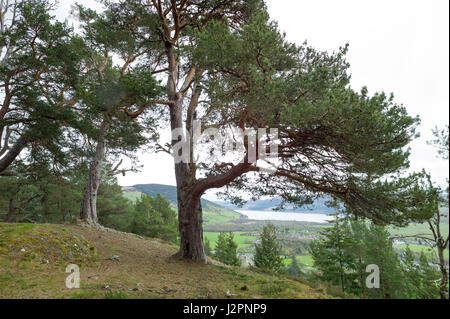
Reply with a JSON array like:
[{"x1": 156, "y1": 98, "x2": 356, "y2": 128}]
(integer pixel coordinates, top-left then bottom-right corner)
[
  {"x1": 389, "y1": 222, "x2": 449, "y2": 238},
  {"x1": 282, "y1": 255, "x2": 315, "y2": 268},
  {"x1": 204, "y1": 231, "x2": 258, "y2": 250},
  {"x1": 396, "y1": 244, "x2": 449, "y2": 260},
  {"x1": 203, "y1": 209, "x2": 242, "y2": 226}
]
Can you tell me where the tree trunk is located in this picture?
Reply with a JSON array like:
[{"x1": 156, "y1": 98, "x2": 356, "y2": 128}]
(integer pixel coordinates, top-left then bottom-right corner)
[
  {"x1": 358, "y1": 256, "x2": 366, "y2": 297},
  {"x1": 163, "y1": 42, "x2": 207, "y2": 262},
  {"x1": 171, "y1": 100, "x2": 207, "y2": 262},
  {"x1": 437, "y1": 245, "x2": 449, "y2": 299},
  {"x1": 0, "y1": 135, "x2": 28, "y2": 173},
  {"x1": 177, "y1": 191, "x2": 206, "y2": 262},
  {"x1": 80, "y1": 138, "x2": 105, "y2": 225},
  {"x1": 4, "y1": 197, "x2": 15, "y2": 222}
]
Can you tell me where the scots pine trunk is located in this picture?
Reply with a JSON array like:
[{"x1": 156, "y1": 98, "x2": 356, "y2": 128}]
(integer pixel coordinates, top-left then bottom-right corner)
[
  {"x1": 437, "y1": 245, "x2": 449, "y2": 299},
  {"x1": 166, "y1": 43, "x2": 207, "y2": 262},
  {"x1": 428, "y1": 210, "x2": 449, "y2": 299},
  {"x1": 80, "y1": 136, "x2": 106, "y2": 225},
  {"x1": 177, "y1": 190, "x2": 206, "y2": 262},
  {"x1": 171, "y1": 105, "x2": 207, "y2": 262}
]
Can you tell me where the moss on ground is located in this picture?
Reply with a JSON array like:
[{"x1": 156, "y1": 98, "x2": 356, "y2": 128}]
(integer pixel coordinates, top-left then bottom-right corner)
[
  {"x1": 0, "y1": 223, "x2": 96, "y2": 266},
  {"x1": 0, "y1": 222, "x2": 341, "y2": 299}
]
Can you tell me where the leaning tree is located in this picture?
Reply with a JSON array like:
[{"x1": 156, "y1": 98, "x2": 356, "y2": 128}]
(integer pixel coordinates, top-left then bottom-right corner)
[{"x1": 94, "y1": 0, "x2": 423, "y2": 262}]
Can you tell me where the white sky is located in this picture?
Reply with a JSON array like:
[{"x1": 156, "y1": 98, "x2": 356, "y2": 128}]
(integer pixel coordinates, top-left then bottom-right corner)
[{"x1": 53, "y1": 0, "x2": 449, "y2": 198}]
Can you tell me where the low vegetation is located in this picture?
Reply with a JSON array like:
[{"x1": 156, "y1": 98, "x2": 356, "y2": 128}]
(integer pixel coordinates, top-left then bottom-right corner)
[{"x1": 0, "y1": 223, "x2": 338, "y2": 299}]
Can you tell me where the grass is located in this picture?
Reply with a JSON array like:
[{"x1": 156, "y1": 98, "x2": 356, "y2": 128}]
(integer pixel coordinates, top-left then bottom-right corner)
[
  {"x1": 0, "y1": 223, "x2": 96, "y2": 265},
  {"x1": 389, "y1": 222, "x2": 449, "y2": 261},
  {"x1": 104, "y1": 290, "x2": 130, "y2": 299},
  {"x1": 122, "y1": 191, "x2": 143, "y2": 202},
  {"x1": 122, "y1": 188, "x2": 242, "y2": 227},
  {"x1": 203, "y1": 209, "x2": 242, "y2": 226},
  {"x1": 282, "y1": 255, "x2": 315, "y2": 268},
  {"x1": 396, "y1": 244, "x2": 449, "y2": 260},
  {"x1": 204, "y1": 231, "x2": 258, "y2": 250},
  {"x1": 389, "y1": 222, "x2": 449, "y2": 238},
  {"x1": 0, "y1": 222, "x2": 336, "y2": 299}
]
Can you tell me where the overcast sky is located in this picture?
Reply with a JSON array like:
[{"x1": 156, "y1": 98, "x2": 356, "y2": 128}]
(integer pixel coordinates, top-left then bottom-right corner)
[{"x1": 54, "y1": 0, "x2": 449, "y2": 198}]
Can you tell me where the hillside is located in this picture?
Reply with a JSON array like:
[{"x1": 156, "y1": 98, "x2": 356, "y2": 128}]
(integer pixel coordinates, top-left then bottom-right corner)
[
  {"x1": 123, "y1": 184, "x2": 336, "y2": 214},
  {"x1": 122, "y1": 184, "x2": 244, "y2": 226},
  {"x1": 0, "y1": 223, "x2": 339, "y2": 299},
  {"x1": 126, "y1": 184, "x2": 227, "y2": 211}
]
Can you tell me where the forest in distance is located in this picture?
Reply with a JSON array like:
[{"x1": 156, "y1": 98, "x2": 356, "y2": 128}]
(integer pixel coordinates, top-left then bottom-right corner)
[{"x1": 0, "y1": 0, "x2": 449, "y2": 301}]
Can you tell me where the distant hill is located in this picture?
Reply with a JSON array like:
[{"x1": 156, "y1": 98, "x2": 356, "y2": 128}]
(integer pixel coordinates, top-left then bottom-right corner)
[
  {"x1": 122, "y1": 184, "x2": 336, "y2": 214},
  {"x1": 121, "y1": 184, "x2": 243, "y2": 225},
  {"x1": 124, "y1": 184, "x2": 225, "y2": 211}
]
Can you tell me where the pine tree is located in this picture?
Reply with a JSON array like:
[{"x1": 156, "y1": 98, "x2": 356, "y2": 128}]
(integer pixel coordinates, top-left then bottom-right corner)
[
  {"x1": 401, "y1": 247, "x2": 423, "y2": 298},
  {"x1": 0, "y1": 0, "x2": 94, "y2": 174},
  {"x1": 214, "y1": 232, "x2": 241, "y2": 266},
  {"x1": 309, "y1": 215, "x2": 359, "y2": 293},
  {"x1": 93, "y1": 0, "x2": 425, "y2": 262},
  {"x1": 253, "y1": 223, "x2": 283, "y2": 272},
  {"x1": 225, "y1": 232, "x2": 241, "y2": 266},
  {"x1": 204, "y1": 237, "x2": 212, "y2": 256},
  {"x1": 130, "y1": 194, "x2": 178, "y2": 243},
  {"x1": 214, "y1": 232, "x2": 228, "y2": 264},
  {"x1": 349, "y1": 219, "x2": 369, "y2": 297},
  {"x1": 286, "y1": 254, "x2": 302, "y2": 277},
  {"x1": 401, "y1": 247, "x2": 441, "y2": 299},
  {"x1": 417, "y1": 252, "x2": 441, "y2": 299},
  {"x1": 360, "y1": 224, "x2": 405, "y2": 299}
]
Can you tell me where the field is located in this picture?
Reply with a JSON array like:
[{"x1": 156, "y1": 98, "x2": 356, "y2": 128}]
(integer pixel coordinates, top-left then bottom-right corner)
[
  {"x1": 204, "y1": 232, "x2": 258, "y2": 250},
  {"x1": 389, "y1": 222, "x2": 449, "y2": 237},
  {"x1": 282, "y1": 255, "x2": 315, "y2": 268},
  {"x1": 122, "y1": 191, "x2": 142, "y2": 202},
  {"x1": 395, "y1": 244, "x2": 449, "y2": 260},
  {"x1": 203, "y1": 209, "x2": 242, "y2": 226}
]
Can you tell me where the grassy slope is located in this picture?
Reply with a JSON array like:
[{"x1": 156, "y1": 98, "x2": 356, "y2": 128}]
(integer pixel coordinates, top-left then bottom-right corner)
[
  {"x1": 0, "y1": 223, "x2": 336, "y2": 299},
  {"x1": 122, "y1": 186, "x2": 242, "y2": 226},
  {"x1": 122, "y1": 191, "x2": 142, "y2": 202}
]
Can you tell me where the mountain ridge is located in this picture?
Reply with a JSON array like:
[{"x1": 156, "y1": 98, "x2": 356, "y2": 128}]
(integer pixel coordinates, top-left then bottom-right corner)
[
  {"x1": 122, "y1": 183, "x2": 231, "y2": 213},
  {"x1": 122, "y1": 183, "x2": 334, "y2": 214}
]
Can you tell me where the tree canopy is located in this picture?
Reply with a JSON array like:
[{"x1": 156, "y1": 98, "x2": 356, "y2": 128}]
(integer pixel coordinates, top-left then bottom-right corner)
[{"x1": 0, "y1": 0, "x2": 434, "y2": 262}]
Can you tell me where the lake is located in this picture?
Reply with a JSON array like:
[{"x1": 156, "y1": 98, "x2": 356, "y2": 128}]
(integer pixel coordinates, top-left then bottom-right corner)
[{"x1": 236, "y1": 210, "x2": 332, "y2": 224}]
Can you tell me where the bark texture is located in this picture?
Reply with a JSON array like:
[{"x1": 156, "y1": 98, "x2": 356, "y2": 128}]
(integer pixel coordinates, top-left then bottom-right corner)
[
  {"x1": 0, "y1": 135, "x2": 28, "y2": 173},
  {"x1": 427, "y1": 216, "x2": 449, "y2": 299},
  {"x1": 437, "y1": 243, "x2": 449, "y2": 299},
  {"x1": 177, "y1": 191, "x2": 206, "y2": 262},
  {"x1": 80, "y1": 138, "x2": 106, "y2": 224}
]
